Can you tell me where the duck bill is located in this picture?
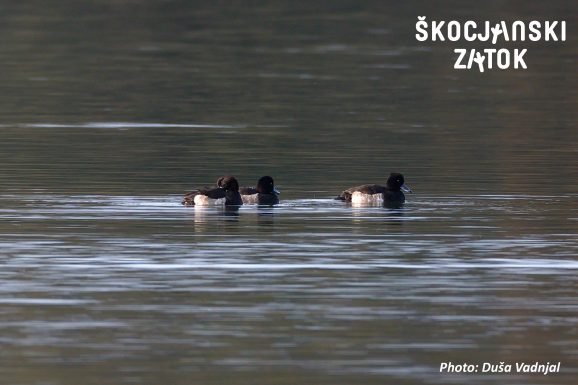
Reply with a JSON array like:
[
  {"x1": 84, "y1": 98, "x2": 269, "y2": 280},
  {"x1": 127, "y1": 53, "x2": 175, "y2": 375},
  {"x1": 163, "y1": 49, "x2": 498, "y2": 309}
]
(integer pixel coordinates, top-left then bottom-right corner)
[
  {"x1": 401, "y1": 184, "x2": 412, "y2": 193},
  {"x1": 274, "y1": 188, "x2": 280, "y2": 194}
]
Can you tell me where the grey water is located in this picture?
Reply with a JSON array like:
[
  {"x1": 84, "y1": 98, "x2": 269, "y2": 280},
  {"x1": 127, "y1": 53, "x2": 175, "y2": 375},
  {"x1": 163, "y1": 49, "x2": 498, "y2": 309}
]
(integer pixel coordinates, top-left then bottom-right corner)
[{"x1": 0, "y1": 1, "x2": 577, "y2": 385}]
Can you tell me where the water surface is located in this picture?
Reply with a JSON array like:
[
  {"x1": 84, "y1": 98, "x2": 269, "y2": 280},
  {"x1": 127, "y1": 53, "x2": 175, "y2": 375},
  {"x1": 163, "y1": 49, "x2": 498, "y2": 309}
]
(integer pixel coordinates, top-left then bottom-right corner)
[{"x1": 0, "y1": 1, "x2": 577, "y2": 384}]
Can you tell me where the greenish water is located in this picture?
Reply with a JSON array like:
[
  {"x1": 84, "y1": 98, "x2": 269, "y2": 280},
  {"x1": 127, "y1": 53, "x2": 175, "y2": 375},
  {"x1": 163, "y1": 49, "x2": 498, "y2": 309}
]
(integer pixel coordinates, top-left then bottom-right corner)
[{"x1": 0, "y1": 1, "x2": 576, "y2": 384}]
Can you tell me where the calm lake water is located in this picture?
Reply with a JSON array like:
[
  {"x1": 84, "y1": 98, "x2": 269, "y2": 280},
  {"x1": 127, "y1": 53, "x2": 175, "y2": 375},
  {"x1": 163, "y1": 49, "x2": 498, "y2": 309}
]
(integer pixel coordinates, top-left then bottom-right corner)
[{"x1": 0, "y1": 1, "x2": 577, "y2": 384}]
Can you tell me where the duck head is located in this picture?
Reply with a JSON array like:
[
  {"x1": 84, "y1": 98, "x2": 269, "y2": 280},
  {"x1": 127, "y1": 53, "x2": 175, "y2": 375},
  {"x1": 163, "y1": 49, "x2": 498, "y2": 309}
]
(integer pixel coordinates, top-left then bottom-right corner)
[
  {"x1": 256, "y1": 176, "x2": 278, "y2": 194},
  {"x1": 386, "y1": 173, "x2": 412, "y2": 193},
  {"x1": 218, "y1": 175, "x2": 240, "y2": 192}
]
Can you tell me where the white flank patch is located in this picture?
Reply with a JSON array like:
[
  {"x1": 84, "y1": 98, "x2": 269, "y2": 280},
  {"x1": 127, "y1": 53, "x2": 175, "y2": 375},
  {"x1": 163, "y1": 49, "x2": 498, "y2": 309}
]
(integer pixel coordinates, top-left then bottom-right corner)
[
  {"x1": 351, "y1": 191, "x2": 383, "y2": 206},
  {"x1": 194, "y1": 195, "x2": 226, "y2": 206},
  {"x1": 241, "y1": 194, "x2": 259, "y2": 204}
]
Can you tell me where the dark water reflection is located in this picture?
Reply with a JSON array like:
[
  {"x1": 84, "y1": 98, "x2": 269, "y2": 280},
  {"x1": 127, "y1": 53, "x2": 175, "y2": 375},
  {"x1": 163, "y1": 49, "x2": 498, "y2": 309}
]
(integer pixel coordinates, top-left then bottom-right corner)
[{"x1": 0, "y1": 1, "x2": 577, "y2": 384}]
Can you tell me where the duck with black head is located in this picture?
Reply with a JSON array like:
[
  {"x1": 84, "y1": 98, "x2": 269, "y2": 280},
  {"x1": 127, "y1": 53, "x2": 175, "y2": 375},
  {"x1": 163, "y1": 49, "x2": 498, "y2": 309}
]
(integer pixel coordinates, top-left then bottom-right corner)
[
  {"x1": 182, "y1": 175, "x2": 243, "y2": 206},
  {"x1": 239, "y1": 176, "x2": 280, "y2": 205},
  {"x1": 336, "y1": 172, "x2": 412, "y2": 205}
]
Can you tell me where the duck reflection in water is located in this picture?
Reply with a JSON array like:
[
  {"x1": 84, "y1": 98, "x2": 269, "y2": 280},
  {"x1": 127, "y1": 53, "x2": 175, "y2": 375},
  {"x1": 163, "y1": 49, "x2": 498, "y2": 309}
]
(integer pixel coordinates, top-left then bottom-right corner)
[
  {"x1": 256, "y1": 206, "x2": 277, "y2": 228},
  {"x1": 192, "y1": 206, "x2": 240, "y2": 226},
  {"x1": 351, "y1": 203, "x2": 405, "y2": 226},
  {"x1": 223, "y1": 206, "x2": 240, "y2": 220},
  {"x1": 383, "y1": 205, "x2": 405, "y2": 226}
]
